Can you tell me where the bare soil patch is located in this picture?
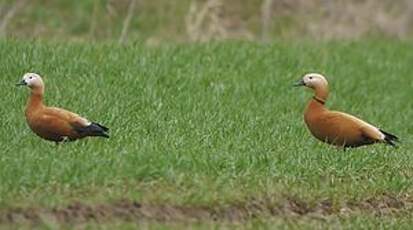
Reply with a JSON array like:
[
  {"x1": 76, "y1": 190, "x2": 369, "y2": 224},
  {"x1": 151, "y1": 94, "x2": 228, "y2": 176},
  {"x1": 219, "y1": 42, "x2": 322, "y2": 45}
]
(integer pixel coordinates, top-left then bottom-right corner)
[{"x1": 1, "y1": 193, "x2": 412, "y2": 225}]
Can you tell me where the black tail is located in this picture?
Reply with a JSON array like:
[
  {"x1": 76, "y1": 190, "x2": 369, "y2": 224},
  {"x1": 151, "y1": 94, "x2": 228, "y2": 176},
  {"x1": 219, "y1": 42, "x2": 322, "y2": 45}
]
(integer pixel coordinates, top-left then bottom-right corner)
[
  {"x1": 76, "y1": 122, "x2": 109, "y2": 138},
  {"x1": 380, "y1": 129, "x2": 399, "y2": 147},
  {"x1": 94, "y1": 122, "x2": 109, "y2": 132}
]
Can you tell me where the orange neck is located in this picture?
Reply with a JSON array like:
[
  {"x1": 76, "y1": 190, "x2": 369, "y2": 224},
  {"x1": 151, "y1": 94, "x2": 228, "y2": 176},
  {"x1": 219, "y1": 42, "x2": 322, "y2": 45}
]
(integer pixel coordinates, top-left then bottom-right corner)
[
  {"x1": 313, "y1": 84, "x2": 329, "y2": 102},
  {"x1": 312, "y1": 96, "x2": 326, "y2": 105},
  {"x1": 306, "y1": 97, "x2": 325, "y2": 112},
  {"x1": 304, "y1": 84, "x2": 329, "y2": 116},
  {"x1": 26, "y1": 87, "x2": 45, "y2": 112}
]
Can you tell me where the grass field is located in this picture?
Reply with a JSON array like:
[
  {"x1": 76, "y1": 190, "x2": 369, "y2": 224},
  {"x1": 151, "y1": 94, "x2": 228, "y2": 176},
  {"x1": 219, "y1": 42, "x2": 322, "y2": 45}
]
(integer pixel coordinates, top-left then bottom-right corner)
[{"x1": 0, "y1": 39, "x2": 412, "y2": 228}]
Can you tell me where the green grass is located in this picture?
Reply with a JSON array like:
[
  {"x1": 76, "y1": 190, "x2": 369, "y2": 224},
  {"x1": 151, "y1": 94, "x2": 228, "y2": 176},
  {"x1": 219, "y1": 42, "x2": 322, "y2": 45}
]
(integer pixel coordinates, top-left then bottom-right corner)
[{"x1": 0, "y1": 39, "x2": 412, "y2": 228}]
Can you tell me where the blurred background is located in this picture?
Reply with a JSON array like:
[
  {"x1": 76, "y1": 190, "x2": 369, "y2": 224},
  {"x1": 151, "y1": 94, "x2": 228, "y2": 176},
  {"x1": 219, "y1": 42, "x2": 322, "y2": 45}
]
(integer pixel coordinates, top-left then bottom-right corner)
[{"x1": 1, "y1": 0, "x2": 412, "y2": 44}]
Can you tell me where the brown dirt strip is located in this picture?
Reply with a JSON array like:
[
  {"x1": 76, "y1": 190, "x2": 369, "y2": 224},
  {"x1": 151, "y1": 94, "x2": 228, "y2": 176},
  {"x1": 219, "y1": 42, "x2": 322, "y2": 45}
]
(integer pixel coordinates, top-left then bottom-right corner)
[{"x1": 0, "y1": 193, "x2": 412, "y2": 225}]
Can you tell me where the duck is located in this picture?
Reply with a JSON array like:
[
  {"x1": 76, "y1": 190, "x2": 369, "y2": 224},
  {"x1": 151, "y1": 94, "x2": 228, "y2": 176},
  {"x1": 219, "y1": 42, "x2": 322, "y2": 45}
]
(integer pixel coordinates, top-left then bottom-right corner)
[
  {"x1": 16, "y1": 73, "x2": 109, "y2": 144},
  {"x1": 294, "y1": 73, "x2": 398, "y2": 149}
]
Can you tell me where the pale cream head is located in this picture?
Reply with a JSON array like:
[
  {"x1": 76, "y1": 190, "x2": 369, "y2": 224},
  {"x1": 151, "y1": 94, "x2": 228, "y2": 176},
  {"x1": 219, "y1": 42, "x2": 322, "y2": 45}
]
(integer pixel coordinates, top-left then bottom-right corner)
[
  {"x1": 17, "y1": 73, "x2": 44, "y2": 89},
  {"x1": 294, "y1": 73, "x2": 330, "y2": 101},
  {"x1": 300, "y1": 73, "x2": 328, "y2": 89}
]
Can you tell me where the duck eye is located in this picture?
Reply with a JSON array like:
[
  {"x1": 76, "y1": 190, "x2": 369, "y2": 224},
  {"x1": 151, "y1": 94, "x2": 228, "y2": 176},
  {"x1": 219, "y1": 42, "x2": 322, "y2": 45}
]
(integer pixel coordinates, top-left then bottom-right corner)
[
  {"x1": 29, "y1": 76, "x2": 33, "y2": 79},
  {"x1": 309, "y1": 77, "x2": 313, "y2": 80}
]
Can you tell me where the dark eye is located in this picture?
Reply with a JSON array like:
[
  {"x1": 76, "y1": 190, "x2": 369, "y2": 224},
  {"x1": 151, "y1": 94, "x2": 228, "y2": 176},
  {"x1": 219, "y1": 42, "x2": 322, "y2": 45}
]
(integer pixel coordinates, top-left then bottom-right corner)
[
  {"x1": 29, "y1": 76, "x2": 33, "y2": 79},
  {"x1": 309, "y1": 77, "x2": 313, "y2": 80}
]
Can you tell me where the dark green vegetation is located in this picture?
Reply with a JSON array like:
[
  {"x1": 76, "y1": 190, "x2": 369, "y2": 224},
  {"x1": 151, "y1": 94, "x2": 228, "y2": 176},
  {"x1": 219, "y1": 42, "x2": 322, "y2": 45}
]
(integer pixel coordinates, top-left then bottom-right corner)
[{"x1": 0, "y1": 40, "x2": 412, "y2": 228}]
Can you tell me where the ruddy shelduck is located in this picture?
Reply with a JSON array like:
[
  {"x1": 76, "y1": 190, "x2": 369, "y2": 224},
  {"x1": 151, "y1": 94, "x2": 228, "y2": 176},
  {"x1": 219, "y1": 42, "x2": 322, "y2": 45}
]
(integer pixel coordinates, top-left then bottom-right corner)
[
  {"x1": 17, "y1": 73, "x2": 109, "y2": 144},
  {"x1": 294, "y1": 73, "x2": 398, "y2": 149}
]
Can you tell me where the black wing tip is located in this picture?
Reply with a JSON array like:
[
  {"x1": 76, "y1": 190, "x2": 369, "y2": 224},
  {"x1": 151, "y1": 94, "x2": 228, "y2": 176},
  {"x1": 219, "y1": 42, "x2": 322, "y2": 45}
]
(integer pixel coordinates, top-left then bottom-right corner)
[
  {"x1": 92, "y1": 122, "x2": 109, "y2": 138},
  {"x1": 379, "y1": 129, "x2": 399, "y2": 141},
  {"x1": 386, "y1": 140, "x2": 397, "y2": 147},
  {"x1": 93, "y1": 122, "x2": 109, "y2": 132},
  {"x1": 75, "y1": 122, "x2": 110, "y2": 139},
  {"x1": 379, "y1": 129, "x2": 400, "y2": 147}
]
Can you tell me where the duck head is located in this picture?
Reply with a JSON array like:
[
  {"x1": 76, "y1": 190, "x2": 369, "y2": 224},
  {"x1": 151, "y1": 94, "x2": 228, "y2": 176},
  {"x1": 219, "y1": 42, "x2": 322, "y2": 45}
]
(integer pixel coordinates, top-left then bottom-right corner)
[
  {"x1": 294, "y1": 73, "x2": 328, "y2": 89},
  {"x1": 16, "y1": 73, "x2": 44, "y2": 89}
]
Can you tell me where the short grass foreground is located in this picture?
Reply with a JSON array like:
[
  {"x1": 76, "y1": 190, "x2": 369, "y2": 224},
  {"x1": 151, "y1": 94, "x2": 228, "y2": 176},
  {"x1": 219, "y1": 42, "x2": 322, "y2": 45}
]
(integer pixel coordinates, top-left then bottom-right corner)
[{"x1": 0, "y1": 40, "x2": 412, "y2": 228}]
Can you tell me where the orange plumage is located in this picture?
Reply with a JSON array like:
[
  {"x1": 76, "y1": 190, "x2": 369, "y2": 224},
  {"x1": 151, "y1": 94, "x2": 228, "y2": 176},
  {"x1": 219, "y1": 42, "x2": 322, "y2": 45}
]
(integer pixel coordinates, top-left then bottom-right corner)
[
  {"x1": 295, "y1": 73, "x2": 398, "y2": 148},
  {"x1": 17, "y1": 73, "x2": 109, "y2": 144}
]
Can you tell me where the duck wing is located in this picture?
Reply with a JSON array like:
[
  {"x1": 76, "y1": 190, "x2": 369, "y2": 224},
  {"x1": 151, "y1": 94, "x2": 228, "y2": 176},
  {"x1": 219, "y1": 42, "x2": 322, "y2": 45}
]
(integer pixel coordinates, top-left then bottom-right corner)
[
  {"x1": 28, "y1": 112, "x2": 79, "y2": 141},
  {"x1": 324, "y1": 111, "x2": 387, "y2": 146},
  {"x1": 44, "y1": 107, "x2": 109, "y2": 138}
]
